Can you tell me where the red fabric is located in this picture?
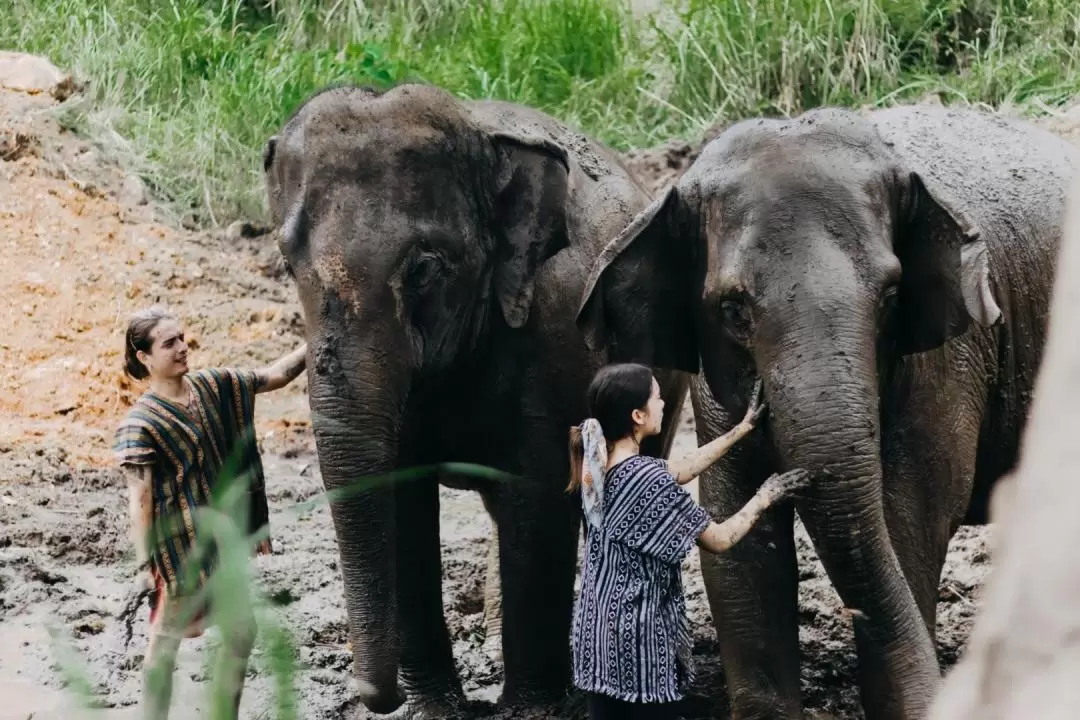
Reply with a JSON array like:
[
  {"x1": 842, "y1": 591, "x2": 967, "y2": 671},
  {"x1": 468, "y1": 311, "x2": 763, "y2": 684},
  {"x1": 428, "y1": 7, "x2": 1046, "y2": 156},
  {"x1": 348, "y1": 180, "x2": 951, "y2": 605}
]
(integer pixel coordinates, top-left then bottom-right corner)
[
  {"x1": 148, "y1": 567, "x2": 206, "y2": 638},
  {"x1": 147, "y1": 539, "x2": 272, "y2": 637}
]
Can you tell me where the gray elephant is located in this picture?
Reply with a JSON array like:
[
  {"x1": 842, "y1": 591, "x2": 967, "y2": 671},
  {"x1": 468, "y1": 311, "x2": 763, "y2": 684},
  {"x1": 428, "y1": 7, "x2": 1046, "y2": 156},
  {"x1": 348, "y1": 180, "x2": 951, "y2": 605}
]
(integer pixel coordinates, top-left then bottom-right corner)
[
  {"x1": 261, "y1": 83, "x2": 689, "y2": 717},
  {"x1": 577, "y1": 104, "x2": 1079, "y2": 719},
  {"x1": 926, "y1": 176, "x2": 1080, "y2": 720}
]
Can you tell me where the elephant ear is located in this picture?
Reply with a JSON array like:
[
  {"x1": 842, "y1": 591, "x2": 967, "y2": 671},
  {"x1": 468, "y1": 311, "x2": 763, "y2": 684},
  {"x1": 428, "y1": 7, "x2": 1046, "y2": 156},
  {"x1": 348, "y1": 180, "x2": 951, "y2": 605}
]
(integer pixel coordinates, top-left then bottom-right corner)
[
  {"x1": 577, "y1": 186, "x2": 702, "y2": 374},
  {"x1": 489, "y1": 131, "x2": 571, "y2": 329},
  {"x1": 891, "y1": 168, "x2": 1003, "y2": 355}
]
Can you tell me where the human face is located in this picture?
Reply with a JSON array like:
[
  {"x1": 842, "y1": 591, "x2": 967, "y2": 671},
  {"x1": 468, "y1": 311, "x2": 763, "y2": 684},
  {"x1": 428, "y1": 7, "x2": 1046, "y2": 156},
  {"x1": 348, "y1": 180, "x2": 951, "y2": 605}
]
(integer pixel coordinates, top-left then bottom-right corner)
[
  {"x1": 138, "y1": 318, "x2": 190, "y2": 380},
  {"x1": 631, "y1": 376, "x2": 664, "y2": 439}
]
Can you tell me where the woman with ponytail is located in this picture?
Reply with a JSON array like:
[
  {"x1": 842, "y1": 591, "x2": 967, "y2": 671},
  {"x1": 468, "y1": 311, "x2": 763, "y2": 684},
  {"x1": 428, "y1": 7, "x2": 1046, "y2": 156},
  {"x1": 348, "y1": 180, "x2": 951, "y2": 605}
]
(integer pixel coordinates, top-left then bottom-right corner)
[{"x1": 568, "y1": 363, "x2": 811, "y2": 719}]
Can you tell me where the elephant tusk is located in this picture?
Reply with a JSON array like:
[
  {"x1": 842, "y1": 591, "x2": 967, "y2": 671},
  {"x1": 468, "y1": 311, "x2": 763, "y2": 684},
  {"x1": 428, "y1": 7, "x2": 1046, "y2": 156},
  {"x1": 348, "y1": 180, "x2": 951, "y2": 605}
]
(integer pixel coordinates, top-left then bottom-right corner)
[{"x1": 841, "y1": 607, "x2": 868, "y2": 621}]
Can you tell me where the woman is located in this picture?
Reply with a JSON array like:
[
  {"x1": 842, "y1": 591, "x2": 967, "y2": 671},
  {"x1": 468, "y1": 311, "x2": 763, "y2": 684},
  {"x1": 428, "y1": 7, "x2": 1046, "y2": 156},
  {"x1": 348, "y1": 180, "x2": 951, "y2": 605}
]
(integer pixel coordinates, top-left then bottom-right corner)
[
  {"x1": 113, "y1": 305, "x2": 307, "y2": 719},
  {"x1": 569, "y1": 363, "x2": 811, "y2": 719}
]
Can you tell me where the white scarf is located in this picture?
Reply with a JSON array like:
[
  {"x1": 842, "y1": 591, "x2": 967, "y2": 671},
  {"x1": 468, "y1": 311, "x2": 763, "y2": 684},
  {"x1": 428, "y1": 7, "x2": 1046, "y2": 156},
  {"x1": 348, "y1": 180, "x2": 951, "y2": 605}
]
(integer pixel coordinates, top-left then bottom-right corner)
[{"x1": 579, "y1": 418, "x2": 608, "y2": 529}]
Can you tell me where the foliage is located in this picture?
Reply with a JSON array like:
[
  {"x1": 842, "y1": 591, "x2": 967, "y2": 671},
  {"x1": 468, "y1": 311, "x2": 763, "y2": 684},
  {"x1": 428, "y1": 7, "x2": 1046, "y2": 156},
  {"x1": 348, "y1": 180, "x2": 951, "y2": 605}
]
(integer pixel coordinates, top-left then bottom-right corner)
[
  {"x1": 48, "y1": 428, "x2": 517, "y2": 718},
  {"x1": 3, "y1": 0, "x2": 1078, "y2": 225}
]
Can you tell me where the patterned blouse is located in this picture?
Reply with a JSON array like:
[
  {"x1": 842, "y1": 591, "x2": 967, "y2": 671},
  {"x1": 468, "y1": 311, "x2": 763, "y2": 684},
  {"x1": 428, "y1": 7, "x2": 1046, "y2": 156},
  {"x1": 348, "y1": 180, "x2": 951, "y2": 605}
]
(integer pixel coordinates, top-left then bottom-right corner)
[
  {"x1": 571, "y1": 454, "x2": 711, "y2": 703},
  {"x1": 113, "y1": 368, "x2": 269, "y2": 596}
]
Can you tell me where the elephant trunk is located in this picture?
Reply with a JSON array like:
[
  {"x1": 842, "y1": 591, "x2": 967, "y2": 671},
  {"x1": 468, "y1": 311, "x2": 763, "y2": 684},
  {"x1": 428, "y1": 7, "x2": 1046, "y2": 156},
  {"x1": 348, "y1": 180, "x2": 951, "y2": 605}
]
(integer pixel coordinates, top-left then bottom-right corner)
[
  {"x1": 308, "y1": 334, "x2": 410, "y2": 715},
  {"x1": 757, "y1": 305, "x2": 941, "y2": 716}
]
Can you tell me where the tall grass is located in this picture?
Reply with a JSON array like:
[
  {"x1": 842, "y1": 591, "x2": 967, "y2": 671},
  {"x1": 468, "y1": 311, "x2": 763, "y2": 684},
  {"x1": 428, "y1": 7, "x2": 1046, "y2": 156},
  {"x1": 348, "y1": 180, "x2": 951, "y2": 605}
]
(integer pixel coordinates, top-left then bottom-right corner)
[{"x1": 2, "y1": 0, "x2": 1079, "y2": 224}]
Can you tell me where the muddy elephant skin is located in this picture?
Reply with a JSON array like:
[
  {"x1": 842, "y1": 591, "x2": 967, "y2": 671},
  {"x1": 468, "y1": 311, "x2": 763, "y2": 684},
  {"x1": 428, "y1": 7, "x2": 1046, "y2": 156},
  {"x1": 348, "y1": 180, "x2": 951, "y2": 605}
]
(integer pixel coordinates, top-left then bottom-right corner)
[
  {"x1": 578, "y1": 104, "x2": 1079, "y2": 720},
  {"x1": 926, "y1": 181, "x2": 1080, "y2": 719},
  {"x1": 262, "y1": 83, "x2": 689, "y2": 718}
]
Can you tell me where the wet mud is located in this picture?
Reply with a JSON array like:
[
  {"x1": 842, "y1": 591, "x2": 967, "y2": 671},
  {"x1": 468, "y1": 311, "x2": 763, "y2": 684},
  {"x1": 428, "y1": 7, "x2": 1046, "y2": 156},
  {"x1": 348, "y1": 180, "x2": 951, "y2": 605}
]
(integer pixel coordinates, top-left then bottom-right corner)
[
  {"x1": 5, "y1": 77, "x2": 1075, "y2": 719},
  {"x1": 0, "y1": 428, "x2": 991, "y2": 720}
]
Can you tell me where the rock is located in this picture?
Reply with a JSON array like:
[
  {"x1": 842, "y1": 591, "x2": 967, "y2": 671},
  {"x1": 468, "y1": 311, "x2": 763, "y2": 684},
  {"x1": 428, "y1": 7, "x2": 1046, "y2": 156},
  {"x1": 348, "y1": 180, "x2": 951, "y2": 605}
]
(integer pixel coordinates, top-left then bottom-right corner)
[
  {"x1": 226, "y1": 219, "x2": 273, "y2": 241},
  {"x1": 181, "y1": 212, "x2": 199, "y2": 230},
  {"x1": 0, "y1": 131, "x2": 39, "y2": 162},
  {"x1": 119, "y1": 174, "x2": 148, "y2": 207},
  {"x1": 0, "y1": 52, "x2": 72, "y2": 97}
]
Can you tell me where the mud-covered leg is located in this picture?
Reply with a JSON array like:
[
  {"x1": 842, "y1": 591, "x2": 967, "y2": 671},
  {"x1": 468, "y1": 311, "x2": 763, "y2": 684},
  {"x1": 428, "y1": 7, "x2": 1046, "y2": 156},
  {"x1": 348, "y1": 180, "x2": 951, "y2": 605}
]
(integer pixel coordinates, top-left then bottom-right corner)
[
  {"x1": 880, "y1": 363, "x2": 987, "y2": 641},
  {"x1": 142, "y1": 623, "x2": 181, "y2": 720},
  {"x1": 212, "y1": 603, "x2": 257, "y2": 719},
  {"x1": 395, "y1": 478, "x2": 466, "y2": 716},
  {"x1": 490, "y1": 438, "x2": 580, "y2": 709},
  {"x1": 480, "y1": 498, "x2": 503, "y2": 663},
  {"x1": 693, "y1": 379, "x2": 803, "y2": 720}
]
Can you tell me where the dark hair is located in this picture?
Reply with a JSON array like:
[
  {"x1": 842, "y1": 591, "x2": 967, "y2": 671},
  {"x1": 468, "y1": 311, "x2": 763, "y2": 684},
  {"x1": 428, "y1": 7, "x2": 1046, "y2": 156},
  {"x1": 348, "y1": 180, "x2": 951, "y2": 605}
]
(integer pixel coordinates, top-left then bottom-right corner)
[
  {"x1": 567, "y1": 363, "x2": 654, "y2": 492},
  {"x1": 123, "y1": 306, "x2": 175, "y2": 380}
]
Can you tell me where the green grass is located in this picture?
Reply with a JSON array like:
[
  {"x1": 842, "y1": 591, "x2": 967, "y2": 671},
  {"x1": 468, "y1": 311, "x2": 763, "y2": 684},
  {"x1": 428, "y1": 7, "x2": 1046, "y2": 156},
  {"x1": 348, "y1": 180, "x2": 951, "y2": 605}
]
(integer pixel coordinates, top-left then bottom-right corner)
[{"x1": 2, "y1": 0, "x2": 1080, "y2": 225}]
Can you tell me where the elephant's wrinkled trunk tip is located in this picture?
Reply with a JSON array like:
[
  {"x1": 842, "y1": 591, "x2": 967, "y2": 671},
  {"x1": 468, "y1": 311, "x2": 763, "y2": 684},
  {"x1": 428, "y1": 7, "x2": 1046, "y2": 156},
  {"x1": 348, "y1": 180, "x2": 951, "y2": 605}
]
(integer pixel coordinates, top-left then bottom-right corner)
[{"x1": 354, "y1": 679, "x2": 406, "y2": 715}]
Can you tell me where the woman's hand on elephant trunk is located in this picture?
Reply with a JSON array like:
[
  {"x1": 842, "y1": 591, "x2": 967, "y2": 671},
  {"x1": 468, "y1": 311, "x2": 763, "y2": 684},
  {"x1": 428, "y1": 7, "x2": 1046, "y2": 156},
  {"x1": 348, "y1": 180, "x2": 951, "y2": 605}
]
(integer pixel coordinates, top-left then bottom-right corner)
[
  {"x1": 739, "y1": 378, "x2": 768, "y2": 431},
  {"x1": 668, "y1": 379, "x2": 767, "y2": 486},
  {"x1": 759, "y1": 469, "x2": 813, "y2": 505},
  {"x1": 696, "y1": 469, "x2": 813, "y2": 555}
]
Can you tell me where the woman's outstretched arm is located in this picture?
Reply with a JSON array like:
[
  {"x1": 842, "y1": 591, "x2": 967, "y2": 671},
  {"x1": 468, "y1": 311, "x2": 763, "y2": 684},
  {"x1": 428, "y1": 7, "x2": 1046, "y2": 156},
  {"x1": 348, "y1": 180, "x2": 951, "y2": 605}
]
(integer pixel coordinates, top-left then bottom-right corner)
[
  {"x1": 668, "y1": 380, "x2": 766, "y2": 485},
  {"x1": 696, "y1": 469, "x2": 812, "y2": 554},
  {"x1": 255, "y1": 343, "x2": 308, "y2": 394}
]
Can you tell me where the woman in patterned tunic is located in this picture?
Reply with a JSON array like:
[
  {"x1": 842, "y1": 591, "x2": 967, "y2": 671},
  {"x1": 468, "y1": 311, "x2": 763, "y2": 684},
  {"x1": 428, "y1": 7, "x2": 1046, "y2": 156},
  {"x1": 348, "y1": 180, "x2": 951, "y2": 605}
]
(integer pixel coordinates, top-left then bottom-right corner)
[
  {"x1": 568, "y1": 363, "x2": 811, "y2": 719},
  {"x1": 113, "y1": 306, "x2": 307, "y2": 719}
]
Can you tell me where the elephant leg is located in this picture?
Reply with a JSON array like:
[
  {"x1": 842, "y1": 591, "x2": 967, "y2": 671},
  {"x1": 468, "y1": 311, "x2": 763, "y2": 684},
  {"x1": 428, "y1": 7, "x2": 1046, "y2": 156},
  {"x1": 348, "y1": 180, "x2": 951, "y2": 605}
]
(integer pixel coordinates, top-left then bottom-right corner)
[
  {"x1": 395, "y1": 477, "x2": 466, "y2": 716},
  {"x1": 692, "y1": 379, "x2": 802, "y2": 720},
  {"x1": 880, "y1": 366, "x2": 986, "y2": 640},
  {"x1": 480, "y1": 498, "x2": 503, "y2": 662},
  {"x1": 489, "y1": 446, "x2": 580, "y2": 708}
]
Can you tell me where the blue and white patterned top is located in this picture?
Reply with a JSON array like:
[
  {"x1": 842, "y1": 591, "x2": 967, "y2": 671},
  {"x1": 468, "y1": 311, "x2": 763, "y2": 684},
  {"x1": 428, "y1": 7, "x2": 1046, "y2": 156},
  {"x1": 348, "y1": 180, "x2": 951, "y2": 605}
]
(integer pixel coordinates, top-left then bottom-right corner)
[{"x1": 571, "y1": 454, "x2": 711, "y2": 703}]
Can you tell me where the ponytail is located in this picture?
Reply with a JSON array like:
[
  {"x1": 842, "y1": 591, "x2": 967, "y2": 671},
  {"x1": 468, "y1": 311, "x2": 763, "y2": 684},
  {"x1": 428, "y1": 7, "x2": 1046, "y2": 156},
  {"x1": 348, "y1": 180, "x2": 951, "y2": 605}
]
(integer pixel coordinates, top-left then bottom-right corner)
[
  {"x1": 567, "y1": 425, "x2": 585, "y2": 493},
  {"x1": 123, "y1": 305, "x2": 174, "y2": 380}
]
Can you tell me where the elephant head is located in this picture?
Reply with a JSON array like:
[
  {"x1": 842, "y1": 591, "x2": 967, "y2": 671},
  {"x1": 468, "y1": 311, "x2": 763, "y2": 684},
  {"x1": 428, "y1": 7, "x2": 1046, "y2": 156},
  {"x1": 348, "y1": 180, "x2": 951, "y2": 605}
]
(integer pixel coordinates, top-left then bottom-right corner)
[
  {"x1": 581, "y1": 107, "x2": 1001, "y2": 459},
  {"x1": 263, "y1": 83, "x2": 572, "y2": 713},
  {"x1": 578, "y1": 107, "x2": 1002, "y2": 703}
]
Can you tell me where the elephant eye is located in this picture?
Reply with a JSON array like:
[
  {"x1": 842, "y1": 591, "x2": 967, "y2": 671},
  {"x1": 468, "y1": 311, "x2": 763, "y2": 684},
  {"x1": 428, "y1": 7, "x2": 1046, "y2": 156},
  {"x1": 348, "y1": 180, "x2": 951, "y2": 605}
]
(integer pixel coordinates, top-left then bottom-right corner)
[
  {"x1": 408, "y1": 252, "x2": 442, "y2": 287},
  {"x1": 721, "y1": 298, "x2": 753, "y2": 343}
]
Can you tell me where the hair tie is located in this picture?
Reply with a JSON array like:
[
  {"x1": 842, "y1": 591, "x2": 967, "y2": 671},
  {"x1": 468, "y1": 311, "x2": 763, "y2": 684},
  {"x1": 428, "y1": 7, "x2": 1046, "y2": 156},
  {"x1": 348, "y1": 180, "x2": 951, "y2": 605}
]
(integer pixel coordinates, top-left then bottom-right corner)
[{"x1": 579, "y1": 418, "x2": 608, "y2": 528}]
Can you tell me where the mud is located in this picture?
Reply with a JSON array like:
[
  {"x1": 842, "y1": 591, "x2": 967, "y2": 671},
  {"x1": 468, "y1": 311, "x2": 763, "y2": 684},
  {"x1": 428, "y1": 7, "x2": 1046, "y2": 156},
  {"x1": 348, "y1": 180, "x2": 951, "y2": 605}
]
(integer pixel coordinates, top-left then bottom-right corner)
[{"x1": 3, "y1": 74, "x2": 1077, "y2": 719}]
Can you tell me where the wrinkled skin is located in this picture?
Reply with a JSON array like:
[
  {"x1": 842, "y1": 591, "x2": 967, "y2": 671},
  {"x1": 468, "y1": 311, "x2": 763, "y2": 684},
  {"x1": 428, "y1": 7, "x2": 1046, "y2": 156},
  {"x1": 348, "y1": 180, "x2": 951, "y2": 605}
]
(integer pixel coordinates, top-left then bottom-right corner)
[
  {"x1": 926, "y1": 179, "x2": 1080, "y2": 719},
  {"x1": 262, "y1": 83, "x2": 689, "y2": 718},
  {"x1": 578, "y1": 105, "x2": 1079, "y2": 720}
]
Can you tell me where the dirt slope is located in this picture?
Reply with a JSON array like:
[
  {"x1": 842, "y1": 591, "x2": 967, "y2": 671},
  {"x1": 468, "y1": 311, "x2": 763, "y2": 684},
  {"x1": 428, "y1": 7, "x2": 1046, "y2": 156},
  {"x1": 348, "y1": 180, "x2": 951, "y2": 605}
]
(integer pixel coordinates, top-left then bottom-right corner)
[
  {"x1": 2, "y1": 67, "x2": 1078, "y2": 719},
  {"x1": 0, "y1": 87, "x2": 311, "y2": 468}
]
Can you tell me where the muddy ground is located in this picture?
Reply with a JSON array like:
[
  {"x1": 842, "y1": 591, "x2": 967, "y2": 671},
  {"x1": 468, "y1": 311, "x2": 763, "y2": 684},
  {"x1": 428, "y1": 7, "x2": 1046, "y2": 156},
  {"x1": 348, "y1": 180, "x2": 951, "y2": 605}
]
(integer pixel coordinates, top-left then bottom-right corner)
[{"x1": 4, "y1": 70, "x2": 1078, "y2": 719}]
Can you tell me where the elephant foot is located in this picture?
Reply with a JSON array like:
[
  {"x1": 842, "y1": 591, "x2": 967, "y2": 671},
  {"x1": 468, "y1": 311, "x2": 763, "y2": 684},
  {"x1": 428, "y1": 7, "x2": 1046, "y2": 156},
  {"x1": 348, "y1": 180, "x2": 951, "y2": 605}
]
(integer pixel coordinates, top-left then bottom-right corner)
[{"x1": 386, "y1": 696, "x2": 493, "y2": 720}]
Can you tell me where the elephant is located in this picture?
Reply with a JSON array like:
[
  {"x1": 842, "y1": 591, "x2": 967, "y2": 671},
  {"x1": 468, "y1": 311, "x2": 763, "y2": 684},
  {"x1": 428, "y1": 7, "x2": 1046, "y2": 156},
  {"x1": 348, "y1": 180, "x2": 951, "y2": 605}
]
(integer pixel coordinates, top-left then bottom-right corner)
[
  {"x1": 926, "y1": 177, "x2": 1080, "y2": 720},
  {"x1": 577, "y1": 103, "x2": 1080, "y2": 719},
  {"x1": 261, "y1": 82, "x2": 689, "y2": 717}
]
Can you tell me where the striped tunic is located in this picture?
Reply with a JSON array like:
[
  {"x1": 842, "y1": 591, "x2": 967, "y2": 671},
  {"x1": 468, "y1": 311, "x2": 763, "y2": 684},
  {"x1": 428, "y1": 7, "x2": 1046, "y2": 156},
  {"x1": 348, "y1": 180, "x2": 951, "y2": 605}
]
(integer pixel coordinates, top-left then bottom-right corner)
[
  {"x1": 572, "y1": 454, "x2": 711, "y2": 703},
  {"x1": 113, "y1": 368, "x2": 269, "y2": 596}
]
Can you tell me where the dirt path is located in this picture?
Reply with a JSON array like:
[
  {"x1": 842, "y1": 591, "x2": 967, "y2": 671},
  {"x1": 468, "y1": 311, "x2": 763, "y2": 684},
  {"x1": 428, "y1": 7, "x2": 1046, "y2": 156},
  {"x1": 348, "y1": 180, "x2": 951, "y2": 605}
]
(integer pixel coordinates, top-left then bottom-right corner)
[{"x1": 3, "y1": 76, "x2": 1076, "y2": 719}]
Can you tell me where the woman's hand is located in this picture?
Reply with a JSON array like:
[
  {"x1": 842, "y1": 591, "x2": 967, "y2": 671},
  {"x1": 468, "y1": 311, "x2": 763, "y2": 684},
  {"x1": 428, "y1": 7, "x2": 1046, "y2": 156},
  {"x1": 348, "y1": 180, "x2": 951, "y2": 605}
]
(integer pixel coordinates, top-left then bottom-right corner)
[
  {"x1": 669, "y1": 378, "x2": 771, "y2": 485},
  {"x1": 759, "y1": 468, "x2": 813, "y2": 504},
  {"x1": 696, "y1": 468, "x2": 813, "y2": 555},
  {"x1": 738, "y1": 379, "x2": 767, "y2": 433}
]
